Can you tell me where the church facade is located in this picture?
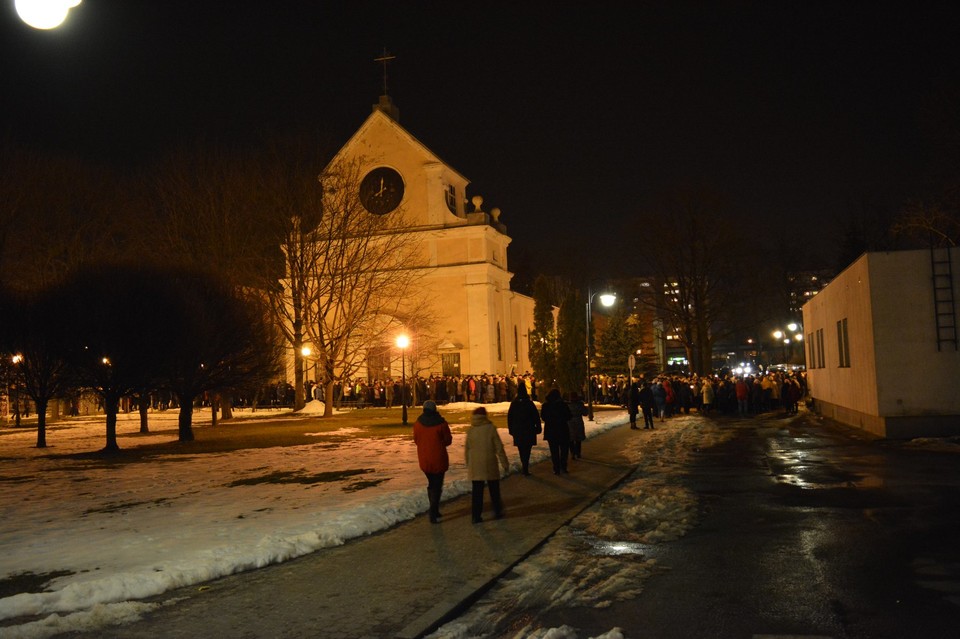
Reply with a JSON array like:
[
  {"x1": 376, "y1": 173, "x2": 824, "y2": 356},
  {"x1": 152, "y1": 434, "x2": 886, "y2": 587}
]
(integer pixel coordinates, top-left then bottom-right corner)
[{"x1": 319, "y1": 96, "x2": 536, "y2": 381}]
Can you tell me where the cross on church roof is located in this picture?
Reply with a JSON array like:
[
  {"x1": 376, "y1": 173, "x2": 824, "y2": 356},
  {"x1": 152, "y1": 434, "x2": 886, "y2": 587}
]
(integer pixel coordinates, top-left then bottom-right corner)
[{"x1": 374, "y1": 48, "x2": 396, "y2": 96}]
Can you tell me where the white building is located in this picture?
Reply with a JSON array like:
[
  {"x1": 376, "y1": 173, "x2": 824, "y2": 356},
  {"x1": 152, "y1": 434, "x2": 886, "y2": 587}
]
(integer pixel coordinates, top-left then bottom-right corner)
[
  {"x1": 318, "y1": 96, "x2": 536, "y2": 380},
  {"x1": 802, "y1": 248, "x2": 960, "y2": 438}
]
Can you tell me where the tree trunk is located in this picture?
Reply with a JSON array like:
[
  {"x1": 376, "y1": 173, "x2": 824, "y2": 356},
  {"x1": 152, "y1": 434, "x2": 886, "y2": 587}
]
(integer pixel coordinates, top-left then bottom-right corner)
[
  {"x1": 293, "y1": 320, "x2": 305, "y2": 411},
  {"x1": 221, "y1": 393, "x2": 234, "y2": 420},
  {"x1": 211, "y1": 395, "x2": 218, "y2": 428},
  {"x1": 138, "y1": 394, "x2": 149, "y2": 433},
  {"x1": 104, "y1": 394, "x2": 120, "y2": 452},
  {"x1": 178, "y1": 400, "x2": 195, "y2": 441},
  {"x1": 35, "y1": 397, "x2": 48, "y2": 448},
  {"x1": 324, "y1": 379, "x2": 335, "y2": 417},
  {"x1": 699, "y1": 340, "x2": 713, "y2": 376}
]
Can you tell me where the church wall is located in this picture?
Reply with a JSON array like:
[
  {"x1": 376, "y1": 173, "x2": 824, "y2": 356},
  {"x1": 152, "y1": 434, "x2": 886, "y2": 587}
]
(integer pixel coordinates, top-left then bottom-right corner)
[{"x1": 308, "y1": 105, "x2": 534, "y2": 386}]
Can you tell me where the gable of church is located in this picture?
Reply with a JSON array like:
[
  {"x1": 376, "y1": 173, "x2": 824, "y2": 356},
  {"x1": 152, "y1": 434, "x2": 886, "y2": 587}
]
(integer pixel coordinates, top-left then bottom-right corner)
[{"x1": 331, "y1": 108, "x2": 470, "y2": 228}]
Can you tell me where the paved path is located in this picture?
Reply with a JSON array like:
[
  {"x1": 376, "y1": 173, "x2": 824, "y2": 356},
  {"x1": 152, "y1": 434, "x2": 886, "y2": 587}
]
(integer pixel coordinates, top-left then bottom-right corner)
[{"x1": 67, "y1": 423, "x2": 637, "y2": 639}]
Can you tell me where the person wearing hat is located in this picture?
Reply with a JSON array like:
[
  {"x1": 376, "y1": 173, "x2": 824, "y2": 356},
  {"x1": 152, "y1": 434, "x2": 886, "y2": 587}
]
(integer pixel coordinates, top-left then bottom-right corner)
[
  {"x1": 413, "y1": 400, "x2": 453, "y2": 524},
  {"x1": 465, "y1": 407, "x2": 510, "y2": 523},
  {"x1": 507, "y1": 382, "x2": 541, "y2": 475}
]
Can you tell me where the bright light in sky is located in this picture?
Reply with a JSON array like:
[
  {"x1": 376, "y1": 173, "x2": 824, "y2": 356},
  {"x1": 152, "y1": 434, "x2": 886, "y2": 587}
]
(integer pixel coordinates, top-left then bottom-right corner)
[{"x1": 15, "y1": 0, "x2": 81, "y2": 30}]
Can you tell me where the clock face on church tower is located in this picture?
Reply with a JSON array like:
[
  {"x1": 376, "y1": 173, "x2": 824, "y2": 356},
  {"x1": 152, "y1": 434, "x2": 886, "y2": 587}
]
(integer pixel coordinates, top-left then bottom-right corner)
[{"x1": 359, "y1": 167, "x2": 404, "y2": 215}]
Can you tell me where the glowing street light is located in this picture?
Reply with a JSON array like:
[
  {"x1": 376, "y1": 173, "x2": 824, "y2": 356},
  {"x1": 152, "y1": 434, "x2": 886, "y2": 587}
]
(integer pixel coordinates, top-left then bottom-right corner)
[
  {"x1": 586, "y1": 286, "x2": 616, "y2": 421},
  {"x1": 15, "y1": 0, "x2": 82, "y2": 30},
  {"x1": 396, "y1": 334, "x2": 409, "y2": 425}
]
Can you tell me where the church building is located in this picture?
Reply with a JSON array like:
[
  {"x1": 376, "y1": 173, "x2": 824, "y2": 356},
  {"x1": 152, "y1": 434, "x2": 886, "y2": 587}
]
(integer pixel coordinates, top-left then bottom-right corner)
[{"x1": 325, "y1": 94, "x2": 536, "y2": 380}]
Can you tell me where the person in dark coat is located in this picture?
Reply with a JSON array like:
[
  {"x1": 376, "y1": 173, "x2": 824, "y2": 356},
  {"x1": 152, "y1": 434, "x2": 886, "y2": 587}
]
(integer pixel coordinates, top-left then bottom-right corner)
[
  {"x1": 541, "y1": 388, "x2": 572, "y2": 474},
  {"x1": 413, "y1": 400, "x2": 453, "y2": 523},
  {"x1": 638, "y1": 381, "x2": 656, "y2": 429},
  {"x1": 627, "y1": 382, "x2": 641, "y2": 430},
  {"x1": 567, "y1": 392, "x2": 588, "y2": 459},
  {"x1": 652, "y1": 381, "x2": 667, "y2": 421},
  {"x1": 507, "y1": 383, "x2": 541, "y2": 475}
]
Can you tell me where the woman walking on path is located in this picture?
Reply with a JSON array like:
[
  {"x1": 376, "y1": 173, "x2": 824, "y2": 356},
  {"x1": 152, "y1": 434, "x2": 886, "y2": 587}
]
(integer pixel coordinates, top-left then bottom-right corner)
[
  {"x1": 541, "y1": 388, "x2": 573, "y2": 474},
  {"x1": 567, "y1": 392, "x2": 588, "y2": 459},
  {"x1": 465, "y1": 407, "x2": 510, "y2": 523},
  {"x1": 507, "y1": 383, "x2": 541, "y2": 475},
  {"x1": 413, "y1": 400, "x2": 452, "y2": 524}
]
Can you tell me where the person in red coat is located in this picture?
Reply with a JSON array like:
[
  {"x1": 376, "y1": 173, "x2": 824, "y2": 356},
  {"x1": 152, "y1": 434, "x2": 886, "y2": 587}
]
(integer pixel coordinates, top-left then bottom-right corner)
[{"x1": 413, "y1": 400, "x2": 453, "y2": 523}]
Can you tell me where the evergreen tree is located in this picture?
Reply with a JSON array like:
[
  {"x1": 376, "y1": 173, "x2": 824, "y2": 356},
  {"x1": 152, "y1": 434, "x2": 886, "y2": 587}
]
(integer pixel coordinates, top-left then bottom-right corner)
[
  {"x1": 596, "y1": 301, "x2": 642, "y2": 379},
  {"x1": 556, "y1": 288, "x2": 585, "y2": 397},
  {"x1": 528, "y1": 275, "x2": 558, "y2": 389}
]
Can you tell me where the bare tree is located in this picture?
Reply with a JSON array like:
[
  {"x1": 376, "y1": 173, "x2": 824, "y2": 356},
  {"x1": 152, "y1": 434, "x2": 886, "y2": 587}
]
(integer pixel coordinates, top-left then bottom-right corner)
[
  {"x1": 148, "y1": 142, "x2": 287, "y2": 416},
  {"x1": 2, "y1": 288, "x2": 74, "y2": 448},
  {"x1": 253, "y1": 136, "x2": 335, "y2": 411},
  {"x1": 295, "y1": 159, "x2": 430, "y2": 417},
  {"x1": 0, "y1": 144, "x2": 129, "y2": 293},
  {"x1": 637, "y1": 188, "x2": 748, "y2": 375},
  {"x1": 155, "y1": 268, "x2": 282, "y2": 442},
  {"x1": 891, "y1": 199, "x2": 960, "y2": 248},
  {"x1": 149, "y1": 142, "x2": 278, "y2": 283}
]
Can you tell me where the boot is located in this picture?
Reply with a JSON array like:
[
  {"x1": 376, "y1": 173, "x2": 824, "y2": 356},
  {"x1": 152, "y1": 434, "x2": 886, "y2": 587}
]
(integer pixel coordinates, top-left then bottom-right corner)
[{"x1": 427, "y1": 488, "x2": 440, "y2": 524}]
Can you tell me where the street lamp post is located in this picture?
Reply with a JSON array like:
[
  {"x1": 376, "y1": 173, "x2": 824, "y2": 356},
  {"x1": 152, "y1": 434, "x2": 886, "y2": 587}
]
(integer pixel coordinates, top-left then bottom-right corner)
[
  {"x1": 396, "y1": 335, "x2": 409, "y2": 425},
  {"x1": 773, "y1": 323, "x2": 804, "y2": 366},
  {"x1": 11, "y1": 354, "x2": 22, "y2": 427},
  {"x1": 585, "y1": 286, "x2": 617, "y2": 421},
  {"x1": 772, "y1": 330, "x2": 788, "y2": 363}
]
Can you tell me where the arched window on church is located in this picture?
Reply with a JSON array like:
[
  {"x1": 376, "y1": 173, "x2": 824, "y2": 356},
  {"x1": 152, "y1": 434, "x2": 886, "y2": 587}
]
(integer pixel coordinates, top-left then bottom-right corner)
[
  {"x1": 497, "y1": 322, "x2": 502, "y2": 361},
  {"x1": 445, "y1": 184, "x2": 458, "y2": 216}
]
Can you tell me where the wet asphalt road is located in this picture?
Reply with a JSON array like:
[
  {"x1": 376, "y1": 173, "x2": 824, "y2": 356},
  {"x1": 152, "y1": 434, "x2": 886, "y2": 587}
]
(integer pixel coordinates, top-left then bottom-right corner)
[{"x1": 540, "y1": 413, "x2": 960, "y2": 638}]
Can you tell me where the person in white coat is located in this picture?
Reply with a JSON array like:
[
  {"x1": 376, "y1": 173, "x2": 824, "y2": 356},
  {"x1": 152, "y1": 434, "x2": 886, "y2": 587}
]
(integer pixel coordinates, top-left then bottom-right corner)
[{"x1": 465, "y1": 407, "x2": 510, "y2": 523}]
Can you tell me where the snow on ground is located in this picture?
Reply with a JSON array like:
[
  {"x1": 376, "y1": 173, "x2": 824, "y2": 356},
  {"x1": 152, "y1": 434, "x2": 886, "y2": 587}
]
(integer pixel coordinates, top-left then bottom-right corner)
[
  {"x1": 426, "y1": 413, "x2": 735, "y2": 639},
  {"x1": 0, "y1": 401, "x2": 629, "y2": 638}
]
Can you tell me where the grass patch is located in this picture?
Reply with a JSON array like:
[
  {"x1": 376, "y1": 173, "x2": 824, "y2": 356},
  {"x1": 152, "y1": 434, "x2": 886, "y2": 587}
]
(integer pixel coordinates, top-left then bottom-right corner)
[
  {"x1": 343, "y1": 477, "x2": 389, "y2": 492},
  {"x1": 83, "y1": 497, "x2": 172, "y2": 515},
  {"x1": 0, "y1": 570, "x2": 74, "y2": 598},
  {"x1": 227, "y1": 468, "x2": 375, "y2": 487}
]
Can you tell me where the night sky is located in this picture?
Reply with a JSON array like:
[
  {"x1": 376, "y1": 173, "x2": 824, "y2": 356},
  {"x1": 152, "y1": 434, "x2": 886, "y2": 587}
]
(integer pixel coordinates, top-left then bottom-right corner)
[{"x1": 2, "y1": 1, "x2": 959, "y2": 281}]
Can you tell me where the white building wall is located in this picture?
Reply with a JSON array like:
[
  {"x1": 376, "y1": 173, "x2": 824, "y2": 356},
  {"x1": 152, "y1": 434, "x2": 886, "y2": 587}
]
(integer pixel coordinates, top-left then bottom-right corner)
[
  {"x1": 869, "y1": 251, "x2": 960, "y2": 415},
  {"x1": 803, "y1": 249, "x2": 960, "y2": 438},
  {"x1": 802, "y1": 254, "x2": 879, "y2": 417}
]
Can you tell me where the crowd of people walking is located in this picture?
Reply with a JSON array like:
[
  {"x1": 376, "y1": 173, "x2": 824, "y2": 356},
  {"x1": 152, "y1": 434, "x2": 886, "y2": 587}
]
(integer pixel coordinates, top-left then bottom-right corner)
[
  {"x1": 303, "y1": 372, "x2": 545, "y2": 410},
  {"x1": 409, "y1": 368, "x2": 807, "y2": 525}
]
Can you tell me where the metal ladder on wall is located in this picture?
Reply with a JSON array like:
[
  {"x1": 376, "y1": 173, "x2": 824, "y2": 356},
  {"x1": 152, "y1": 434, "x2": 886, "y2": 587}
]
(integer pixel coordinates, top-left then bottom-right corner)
[{"x1": 931, "y1": 246, "x2": 958, "y2": 351}]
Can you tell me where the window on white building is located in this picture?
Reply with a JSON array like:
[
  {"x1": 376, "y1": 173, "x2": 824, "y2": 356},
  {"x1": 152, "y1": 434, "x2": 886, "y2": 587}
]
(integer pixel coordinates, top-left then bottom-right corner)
[
  {"x1": 837, "y1": 318, "x2": 850, "y2": 367},
  {"x1": 816, "y1": 328, "x2": 825, "y2": 368}
]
